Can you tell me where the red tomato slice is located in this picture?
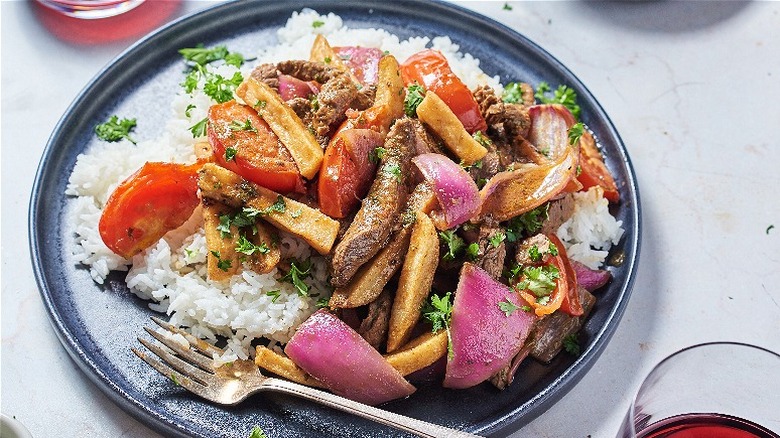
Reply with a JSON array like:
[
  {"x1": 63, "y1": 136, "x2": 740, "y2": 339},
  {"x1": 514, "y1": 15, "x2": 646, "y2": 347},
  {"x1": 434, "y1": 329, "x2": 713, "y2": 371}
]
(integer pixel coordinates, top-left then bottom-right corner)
[
  {"x1": 318, "y1": 124, "x2": 382, "y2": 218},
  {"x1": 548, "y1": 234, "x2": 583, "y2": 316},
  {"x1": 208, "y1": 100, "x2": 303, "y2": 193},
  {"x1": 576, "y1": 132, "x2": 619, "y2": 202},
  {"x1": 333, "y1": 46, "x2": 383, "y2": 85},
  {"x1": 99, "y1": 161, "x2": 201, "y2": 259},
  {"x1": 514, "y1": 235, "x2": 576, "y2": 317},
  {"x1": 400, "y1": 49, "x2": 487, "y2": 134}
]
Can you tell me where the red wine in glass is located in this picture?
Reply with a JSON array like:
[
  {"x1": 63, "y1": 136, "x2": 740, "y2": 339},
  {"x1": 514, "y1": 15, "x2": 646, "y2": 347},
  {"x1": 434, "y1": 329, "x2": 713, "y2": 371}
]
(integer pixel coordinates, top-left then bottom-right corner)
[{"x1": 638, "y1": 413, "x2": 779, "y2": 438}]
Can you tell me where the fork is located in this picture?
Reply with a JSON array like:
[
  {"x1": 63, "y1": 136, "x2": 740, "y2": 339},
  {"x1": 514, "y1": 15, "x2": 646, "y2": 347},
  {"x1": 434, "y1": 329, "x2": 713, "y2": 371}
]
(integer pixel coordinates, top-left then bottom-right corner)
[{"x1": 133, "y1": 316, "x2": 481, "y2": 438}]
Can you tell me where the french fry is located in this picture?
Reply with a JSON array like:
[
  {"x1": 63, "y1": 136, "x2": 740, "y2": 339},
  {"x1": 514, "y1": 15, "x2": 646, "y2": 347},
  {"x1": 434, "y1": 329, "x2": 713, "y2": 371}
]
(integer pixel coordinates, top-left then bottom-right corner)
[
  {"x1": 245, "y1": 220, "x2": 281, "y2": 274},
  {"x1": 255, "y1": 345, "x2": 326, "y2": 388},
  {"x1": 386, "y1": 211, "x2": 439, "y2": 352},
  {"x1": 236, "y1": 77, "x2": 323, "y2": 179},
  {"x1": 203, "y1": 201, "x2": 241, "y2": 281},
  {"x1": 369, "y1": 55, "x2": 405, "y2": 131},
  {"x1": 385, "y1": 330, "x2": 448, "y2": 376},
  {"x1": 416, "y1": 91, "x2": 488, "y2": 165},
  {"x1": 309, "y1": 35, "x2": 359, "y2": 83},
  {"x1": 198, "y1": 163, "x2": 339, "y2": 255}
]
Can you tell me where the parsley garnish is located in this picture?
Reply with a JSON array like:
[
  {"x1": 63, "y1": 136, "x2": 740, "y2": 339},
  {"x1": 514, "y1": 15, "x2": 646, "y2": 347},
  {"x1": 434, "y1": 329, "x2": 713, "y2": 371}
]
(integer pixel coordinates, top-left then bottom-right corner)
[
  {"x1": 211, "y1": 251, "x2": 232, "y2": 272},
  {"x1": 568, "y1": 122, "x2": 584, "y2": 146},
  {"x1": 563, "y1": 334, "x2": 581, "y2": 356},
  {"x1": 488, "y1": 232, "x2": 506, "y2": 248},
  {"x1": 404, "y1": 84, "x2": 426, "y2": 117},
  {"x1": 498, "y1": 298, "x2": 519, "y2": 316},
  {"x1": 266, "y1": 290, "x2": 281, "y2": 303},
  {"x1": 235, "y1": 235, "x2": 270, "y2": 256},
  {"x1": 189, "y1": 117, "x2": 208, "y2": 138},
  {"x1": 281, "y1": 259, "x2": 312, "y2": 297},
  {"x1": 505, "y1": 203, "x2": 550, "y2": 242},
  {"x1": 179, "y1": 44, "x2": 245, "y2": 67},
  {"x1": 316, "y1": 296, "x2": 331, "y2": 308},
  {"x1": 767, "y1": 225, "x2": 775, "y2": 234},
  {"x1": 383, "y1": 163, "x2": 402, "y2": 182},
  {"x1": 95, "y1": 116, "x2": 138, "y2": 144},
  {"x1": 248, "y1": 426, "x2": 269, "y2": 438},
  {"x1": 324, "y1": 56, "x2": 331, "y2": 64},
  {"x1": 466, "y1": 242, "x2": 480, "y2": 260},
  {"x1": 535, "y1": 81, "x2": 581, "y2": 119},
  {"x1": 203, "y1": 70, "x2": 244, "y2": 103},
  {"x1": 438, "y1": 230, "x2": 466, "y2": 261},
  {"x1": 184, "y1": 104, "x2": 196, "y2": 118},
  {"x1": 529, "y1": 241, "x2": 557, "y2": 262},
  {"x1": 502, "y1": 82, "x2": 523, "y2": 104},
  {"x1": 170, "y1": 373, "x2": 180, "y2": 386},
  {"x1": 230, "y1": 119, "x2": 258, "y2": 133},
  {"x1": 312, "y1": 20, "x2": 325, "y2": 28},
  {"x1": 514, "y1": 265, "x2": 560, "y2": 297},
  {"x1": 503, "y1": 2, "x2": 513, "y2": 11},
  {"x1": 422, "y1": 292, "x2": 454, "y2": 359},
  {"x1": 473, "y1": 131, "x2": 492, "y2": 148},
  {"x1": 369, "y1": 146, "x2": 387, "y2": 164},
  {"x1": 461, "y1": 159, "x2": 483, "y2": 172},
  {"x1": 225, "y1": 147, "x2": 238, "y2": 161}
]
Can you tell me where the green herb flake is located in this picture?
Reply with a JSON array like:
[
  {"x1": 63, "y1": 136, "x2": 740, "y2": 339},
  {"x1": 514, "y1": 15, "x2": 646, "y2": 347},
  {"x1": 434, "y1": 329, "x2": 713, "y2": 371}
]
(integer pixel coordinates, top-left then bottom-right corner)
[
  {"x1": 439, "y1": 230, "x2": 466, "y2": 261},
  {"x1": 535, "y1": 81, "x2": 581, "y2": 119},
  {"x1": 489, "y1": 232, "x2": 506, "y2": 248},
  {"x1": 466, "y1": 242, "x2": 480, "y2": 260},
  {"x1": 266, "y1": 290, "x2": 281, "y2": 303},
  {"x1": 549, "y1": 242, "x2": 559, "y2": 256},
  {"x1": 503, "y1": 2, "x2": 513, "y2": 11},
  {"x1": 316, "y1": 296, "x2": 331, "y2": 308},
  {"x1": 312, "y1": 20, "x2": 325, "y2": 28},
  {"x1": 767, "y1": 225, "x2": 775, "y2": 234},
  {"x1": 203, "y1": 71, "x2": 244, "y2": 103},
  {"x1": 170, "y1": 373, "x2": 180, "y2": 386},
  {"x1": 505, "y1": 203, "x2": 550, "y2": 241},
  {"x1": 225, "y1": 146, "x2": 238, "y2": 162},
  {"x1": 217, "y1": 214, "x2": 233, "y2": 238},
  {"x1": 282, "y1": 259, "x2": 312, "y2": 297},
  {"x1": 290, "y1": 209, "x2": 303, "y2": 219},
  {"x1": 563, "y1": 334, "x2": 581, "y2": 356},
  {"x1": 248, "y1": 426, "x2": 269, "y2": 438},
  {"x1": 568, "y1": 122, "x2": 585, "y2": 146},
  {"x1": 230, "y1": 119, "x2": 258, "y2": 133},
  {"x1": 404, "y1": 84, "x2": 426, "y2": 117},
  {"x1": 521, "y1": 305, "x2": 532, "y2": 312},
  {"x1": 383, "y1": 162, "x2": 402, "y2": 182},
  {"x1": 528, "y1": 245, "x2": 542, "y2": 263},
  {"x1": 324, "y1": 56, "x2": 332, "y2": 64},
  {"x1": 498, "y1": 298, "x2": 519, "y2": 316},
  {"x1": 95, "y1": 115, "x2": 138, "y2": 144},
  {"x1": 472, "y1": 131, "x2": 492, "y2": 148},
  {"x1": 235, "y1": 235, "x2": 270, "y2": 256},
  {"x1": 189, "y1": 117, "x2": 208, "y2": 138},
  {"x1": 179, "y1": 44, "x2": 228, "y2": 66},
  {"x1": 210, "y1": 251, "x2": 232, "y2": 272},
  {"x1": 184, "y1": 104, "x2": 197, "y2": 118},
  {"x1": 369, "y1": 146, "x2": 387, "y2": 164},
  {"x1": 501, "y1": 82, "x2": 523, "y2": 104},
  {"x1": 515, "y1": 264, "x2": 560, "y2": 297},
  {"x1": 422, "y1": 292, "x2": 454, "y2": 359}
]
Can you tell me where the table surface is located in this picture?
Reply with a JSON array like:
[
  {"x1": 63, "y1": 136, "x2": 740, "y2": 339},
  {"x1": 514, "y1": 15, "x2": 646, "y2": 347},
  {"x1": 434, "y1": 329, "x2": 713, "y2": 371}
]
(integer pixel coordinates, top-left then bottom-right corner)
[{"x1": 2, "y1": 1, "x2": 779, "y2": 437}]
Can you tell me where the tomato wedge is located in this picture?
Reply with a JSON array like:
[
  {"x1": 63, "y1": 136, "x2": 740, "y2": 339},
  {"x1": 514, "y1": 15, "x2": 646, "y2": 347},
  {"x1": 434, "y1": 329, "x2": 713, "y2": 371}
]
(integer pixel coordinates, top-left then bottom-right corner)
[
  {"x1": 548, "y1": 234, "x2": 583, "y2": 316},
  {"x1": 99, "y1": 161, "x2": 201, "y2": 259},
  {"x1": 400, "y1": 49, "x2": 487, "y2": 134},
  {"x1": 208, "y1": 100, "x2": 303, "y2": 193},
  {"x1": 576, "y1": 131, "x2": 619, "y2": 202},
  {"x1": 514, "y1": 234, "x2": 578, "y2": 317},
  {"x1": 318, "y1": 122, "x2": 382, "y2": 218},
  {"x1": 333, "y1": 46, "x2": 383, "y2": 86}
]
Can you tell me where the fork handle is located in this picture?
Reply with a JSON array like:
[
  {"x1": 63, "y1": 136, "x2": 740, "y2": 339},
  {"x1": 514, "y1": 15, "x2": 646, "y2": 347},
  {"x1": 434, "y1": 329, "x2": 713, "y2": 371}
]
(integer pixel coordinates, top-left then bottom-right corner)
[{"x1": 265, "y1": 379, "x2": 482, "y2": 438}]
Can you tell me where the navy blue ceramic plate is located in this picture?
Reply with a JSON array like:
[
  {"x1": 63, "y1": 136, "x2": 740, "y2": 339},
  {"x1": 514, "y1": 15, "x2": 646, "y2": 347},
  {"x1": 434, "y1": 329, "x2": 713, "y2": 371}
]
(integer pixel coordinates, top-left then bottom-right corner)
[{"x1": 30, "y1": 1, "x2": 640, "y2": 437}]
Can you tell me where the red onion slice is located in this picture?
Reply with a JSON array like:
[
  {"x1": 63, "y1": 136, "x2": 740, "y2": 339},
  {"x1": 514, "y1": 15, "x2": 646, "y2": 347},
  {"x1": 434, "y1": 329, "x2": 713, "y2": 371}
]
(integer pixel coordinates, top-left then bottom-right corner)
[{"x1": 412, "y1": 153, "x2": 480, "y2": 229}]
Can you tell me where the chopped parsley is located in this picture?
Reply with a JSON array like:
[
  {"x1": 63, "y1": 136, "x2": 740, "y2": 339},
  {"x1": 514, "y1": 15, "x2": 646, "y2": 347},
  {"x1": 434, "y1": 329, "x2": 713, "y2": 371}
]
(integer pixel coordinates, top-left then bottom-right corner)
[
  {"x1": 95, "y1": 115, "x2": 138, "y2": 144},
  {"x1": 188, "y1": 117, "x2": 208, "y2": 138},
  {"x1": 230, "y1": 119, "x2": 258, "y2": 133},
  {"x1": 316, "y1": 296, "x2": 331, "y2": 308},
  {"x1": 225, "y1": 146, "x2": 238, "y2": 161},
  {"x1": 235, "y1": 235, "x2": 270, "y2": 256},
  {"x1": 439, "y1": 230, "x2": 466, "y2": 261},
  {"x1": 466, "y1": 242, "x2": 480, "y2": 260},
  {"x1": 312, "y1": 20, "x2": 325, "y2": 28},
  {"x1": 568, "y1": 122, "x2": 585, "y2": 146},
  {"x1": 404, "y1": 84, "x2": 426, "y2": 117},
  {"x1": 498, "y1": 298, "x2": 519, "y2": 317},
  {"x1": 184, "y1": 104, "x2": 196, "y2": 118},
  {"x1": 248, "y1": 426, "x2": 269, "y2": 438},
  {"x1": 266, "y1": 290, "x2": 281, "y2": 303},
  {"x1": 563, "y1": 334, "x2": 581, "y2": 356},
  {"x1": 767, "y1": 225, "x2": 775, "y2": 234},
  {"x1": 488, "y1": 232, "x2": 506, "y2": 248},
  {"x1": 210, "y1": 251, "x2": 232, "y2": 272},
  {"x1": 290, "y1": 209, "x2": 303, "y2": 219},
  {"x1": 281, "y1": 259, "x2": 312, "y2": 297},
  {"x1": 472, "y1": 131, "x2": 492, "y2": 148},
  {"x1": 503, "y1": 2, "x2": 513, "y2": 11},
  {"x1": 383, "y1": 162, "x2": 402, "y2": 182},
  {"x1": 369, "y1": 146, "x2": 387, "y2": 164},
  {"x1": 501, "y1": 82, "x2": 523, "y2": 104},
  {"x1": 461, "y1": 159, "x2": 483, "y2": 172},
  {"x1": 514, "y1": 264, "x2": 560, "y2": 298},
  {"x1": 535, "y1": 81, "x2": 581, "y2": 120},
  {"x1": 203, "y1": 70, "x2": 244, "y2": 103},
  {"x1": 505, "y1": 203, "x2": 550, "y2": 242},
  {"x1": 529, "y1": 241, "x2": 557, "y2": 262},
  {"x1": 323, "y1": 56, "x2": 332, "y2": 64},
  {"x1": 422, "y1": 292, "x2": 454, "y2": 359},
  {"x1": 179, "y1": 44, "x2": 245, "y2": 68}
]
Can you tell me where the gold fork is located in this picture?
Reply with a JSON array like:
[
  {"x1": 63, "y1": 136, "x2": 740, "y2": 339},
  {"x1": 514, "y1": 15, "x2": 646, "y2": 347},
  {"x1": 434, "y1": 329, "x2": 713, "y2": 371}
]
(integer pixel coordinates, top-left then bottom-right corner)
[{"x1": 133, "y1": 316, "x2": 481, "y2": 438}]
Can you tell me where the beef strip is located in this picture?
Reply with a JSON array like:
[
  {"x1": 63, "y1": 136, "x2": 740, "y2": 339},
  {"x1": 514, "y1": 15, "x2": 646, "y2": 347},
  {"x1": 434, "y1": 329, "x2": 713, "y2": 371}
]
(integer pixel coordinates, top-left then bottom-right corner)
[
  {"x1": 351, "y1": 84, "x2": 377, "y2": 111},
  {"x1": 514, "y1": 233, "x2": 553, "y2": 266},
  {"x1": 250, "y1": 63, "x2": 279, "y2": 89},
  {"x1": 357, "y1": 289, "x2": 393, "y2": 349},
  {"x1": 473, "y1": 222, "x2": 507, "y2": 280},
  {"x1": 540, "y1": 193, "x2": 575, "y2": 235},
  {"x1": 527, "y1": 286, "x2": 596, "y2": 363},
  {"x1": 330, "y1": 118, "x2": 417, "y2": 286},
  {"x1": 473, "y1": 85, "x2": 531, "y2": 142},
  {"x1": 409, "y1": 118, "x2": 444, "y2": 156}
]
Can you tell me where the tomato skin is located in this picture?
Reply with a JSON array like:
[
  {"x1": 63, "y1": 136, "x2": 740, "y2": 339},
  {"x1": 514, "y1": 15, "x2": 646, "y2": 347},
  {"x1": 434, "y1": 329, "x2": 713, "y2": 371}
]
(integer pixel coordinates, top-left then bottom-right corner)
[
  {"x1": 208, "y1": 100, "x2": 303, "y2": 194},
  {"x1": 548, "y1": 234, "x2": 583, "y2": 316},
  {"x1": 576, "y1": 132, "x2": 619, "y2": 202},
  {"x1": 99, "y1": 161, "x2": 200, "y2": 259},
  {"x1": 514, "y1": 234, "x2": 581, "y2": 317},
  {"x1": 400, "y1": 49, "x2": 487, "y2": 134}
]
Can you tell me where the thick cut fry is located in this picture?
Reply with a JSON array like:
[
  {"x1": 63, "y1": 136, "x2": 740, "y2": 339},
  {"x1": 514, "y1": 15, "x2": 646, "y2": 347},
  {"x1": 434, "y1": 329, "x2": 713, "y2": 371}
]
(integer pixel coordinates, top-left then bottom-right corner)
[
  {"x1": 368, "y1": 55, "x2": 405, "y2": 130},
  {"x1": 386, "y1": 212, "x2": 439, "y2": 352},
  {"x1": 237, "y1": 77, "x2": 323, "y2": 179},
  {"x1": 203, "y1": 201, "x2": 241, "y2": 280},
  {"x1": 416, "y1": 91, "x2": 488, "y2": 165},
  {"x1": 385, "y1": 330, "x2": 448, "y2": 376},
  {"x1": 309, "y1": 35, "x2": 359, "y2": 83},
  {"x1": 198, "y1": 163, "x2": 339, "y2": 254},
  {"x1": 255, "y1": 346, "x2": 326, "y2": 388},
  {"x1": 245, "y1": 221, "x2": 281, "y2": 274}
]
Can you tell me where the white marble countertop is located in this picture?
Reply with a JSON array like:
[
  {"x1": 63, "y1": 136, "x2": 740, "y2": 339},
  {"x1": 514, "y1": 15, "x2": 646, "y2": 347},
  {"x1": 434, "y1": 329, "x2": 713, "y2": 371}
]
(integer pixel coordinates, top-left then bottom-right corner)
[{"x1": 2, "y1": 1, "x2": 779, "y2": 437}]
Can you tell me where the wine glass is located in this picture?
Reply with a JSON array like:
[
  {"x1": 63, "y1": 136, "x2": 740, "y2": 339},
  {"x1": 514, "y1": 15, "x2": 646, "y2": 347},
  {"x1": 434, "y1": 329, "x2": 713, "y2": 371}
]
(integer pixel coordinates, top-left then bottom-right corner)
[{"x1": 618, "y1": 342, "x2": 780, "y2": 438}]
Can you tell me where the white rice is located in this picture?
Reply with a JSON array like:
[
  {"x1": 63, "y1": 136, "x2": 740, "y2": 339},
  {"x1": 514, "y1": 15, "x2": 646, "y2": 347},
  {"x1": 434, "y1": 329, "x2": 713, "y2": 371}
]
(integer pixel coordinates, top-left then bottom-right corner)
[{"x1": 66, "y1": 9, "x2": 621, "y2": 361}]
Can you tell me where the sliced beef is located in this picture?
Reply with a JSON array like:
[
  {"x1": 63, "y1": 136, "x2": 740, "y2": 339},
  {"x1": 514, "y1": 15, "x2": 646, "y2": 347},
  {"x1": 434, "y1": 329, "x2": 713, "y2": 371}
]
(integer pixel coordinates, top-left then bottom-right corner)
[
  {"x1": 409, "y1": 118, "x2": 444, "y2": 156},
  {"x1": 250, "y1": 63, "x2": 279, "y2": 89},
  {"x1": 473, "y1": 222, "x2": 507, "y2": 280},
  {"x1": 540, "y1": 193, "x2": 575, "y2": 235},
  {"x1": 514, "y1": 233, "x2": 553, "y2": 266},
  {"x1": 351, "y1": 84, "x2": 377, "y2": 111},
  {"x1": 527, "y1": 286, "x2": 596, "y2": 363},
  {"x1": 358, "y1": 289, "x2": 393, "y2": 349},
  {"x1": 473, "y1": 85, "x2": 531, "y2": 142},
  {"x1": 330, "y1": 118, "x2": 417, "y2": 286}
]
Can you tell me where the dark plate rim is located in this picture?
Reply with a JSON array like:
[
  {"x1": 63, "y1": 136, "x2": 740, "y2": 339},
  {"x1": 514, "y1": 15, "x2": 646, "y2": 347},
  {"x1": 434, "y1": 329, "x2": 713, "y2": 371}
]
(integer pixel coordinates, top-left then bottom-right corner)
[{"x1": 29, "y1": 1, "x2": 641, "y2": 437}]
